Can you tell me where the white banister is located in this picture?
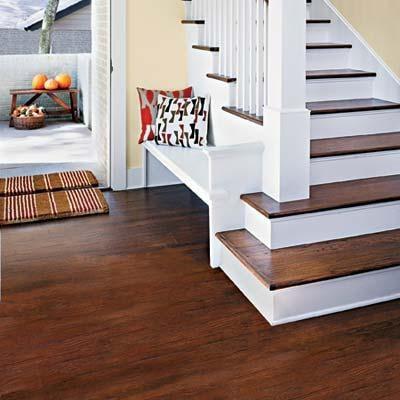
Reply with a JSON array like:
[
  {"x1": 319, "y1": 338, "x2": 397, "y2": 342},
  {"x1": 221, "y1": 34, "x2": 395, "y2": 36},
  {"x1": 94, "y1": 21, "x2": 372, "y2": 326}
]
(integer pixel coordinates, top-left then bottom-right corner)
[{"x1": 262, "y1": 0, "x2": 310, "y2": 202}]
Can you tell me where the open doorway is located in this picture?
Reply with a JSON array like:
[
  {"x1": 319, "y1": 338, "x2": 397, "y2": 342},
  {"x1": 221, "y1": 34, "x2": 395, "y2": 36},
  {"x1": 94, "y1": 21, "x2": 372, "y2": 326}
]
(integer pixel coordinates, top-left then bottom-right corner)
[{"x1": 0, "y1": 0, "x2": 111, "y2": 187}]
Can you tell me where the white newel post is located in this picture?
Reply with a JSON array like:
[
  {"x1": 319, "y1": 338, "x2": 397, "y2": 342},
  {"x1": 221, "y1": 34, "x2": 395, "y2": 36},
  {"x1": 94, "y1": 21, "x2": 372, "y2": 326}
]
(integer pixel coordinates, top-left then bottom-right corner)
[{"x1": 263, "y1": 0, "x2": 311, "y2": 202}]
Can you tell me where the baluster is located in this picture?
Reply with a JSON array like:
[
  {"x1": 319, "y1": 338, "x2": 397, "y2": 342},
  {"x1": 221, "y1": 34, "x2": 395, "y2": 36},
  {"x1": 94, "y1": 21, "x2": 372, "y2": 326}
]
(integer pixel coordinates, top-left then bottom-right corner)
[
  {"x1": 249, "y1": 0, "x2": 257, "y2": 115},
  {"x1": 218, "y1": 0, "x2": 224, "y2": 75},
  {"x1": 255, "y1": 0, "x2": 264, "y2": 116},
  {"x1": 241, "y1": 0, "x2": 250, "y2": 111},
  {"x1": 236, "y1": 0, "x2": 243, "y2": 109}
]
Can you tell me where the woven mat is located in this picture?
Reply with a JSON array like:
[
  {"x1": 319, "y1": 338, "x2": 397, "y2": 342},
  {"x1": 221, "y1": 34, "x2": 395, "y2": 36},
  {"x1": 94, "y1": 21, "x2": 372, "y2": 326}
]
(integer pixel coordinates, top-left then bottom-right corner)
[
  {"x1": 0, "y1": 188, "x2": 109, "y2": 226},
  {"x1": 0, "y1": 170, "x2": 98, "y2": 197}
]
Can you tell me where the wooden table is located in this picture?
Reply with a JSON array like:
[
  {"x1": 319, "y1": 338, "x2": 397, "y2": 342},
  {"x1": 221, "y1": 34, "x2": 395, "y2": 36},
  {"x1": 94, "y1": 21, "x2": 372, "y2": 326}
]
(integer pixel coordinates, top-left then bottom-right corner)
[{"x1": 9, "y1": 88, "x2": 79, "y2": 127}]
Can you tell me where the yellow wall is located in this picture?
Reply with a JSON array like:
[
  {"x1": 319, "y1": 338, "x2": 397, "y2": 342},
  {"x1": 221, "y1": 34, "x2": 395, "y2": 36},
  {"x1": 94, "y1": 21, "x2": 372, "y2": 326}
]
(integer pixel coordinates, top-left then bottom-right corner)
[
  {"x1": 332, "y1": 0, "x2": 400, "y2": 77},
  {"x1": 126, "y1": 0, "x2": 188, "y2": 168}
]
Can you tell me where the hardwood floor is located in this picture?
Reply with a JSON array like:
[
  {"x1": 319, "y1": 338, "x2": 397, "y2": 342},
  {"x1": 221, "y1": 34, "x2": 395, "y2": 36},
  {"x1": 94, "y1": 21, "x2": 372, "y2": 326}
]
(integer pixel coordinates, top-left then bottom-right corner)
[{"x1": 1, "y1": 185, "x2": 400, "y2": 399}]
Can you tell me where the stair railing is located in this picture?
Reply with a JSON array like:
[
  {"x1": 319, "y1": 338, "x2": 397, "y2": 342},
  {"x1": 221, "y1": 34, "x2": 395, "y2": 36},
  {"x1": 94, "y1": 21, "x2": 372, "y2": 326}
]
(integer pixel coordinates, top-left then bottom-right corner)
[
  {"x1": 185, "y1": 0, "x2": 268, "y2": 118},
  {"x1": 185, "y1": 0, "x2": 310, "y2": 202}
]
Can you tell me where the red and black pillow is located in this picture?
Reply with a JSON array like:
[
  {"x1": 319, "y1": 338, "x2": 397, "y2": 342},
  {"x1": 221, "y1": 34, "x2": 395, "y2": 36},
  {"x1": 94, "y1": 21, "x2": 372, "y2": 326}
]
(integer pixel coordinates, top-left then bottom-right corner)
[{"x1": 136, "y1": 86, "x2": 193, "y2": 144}]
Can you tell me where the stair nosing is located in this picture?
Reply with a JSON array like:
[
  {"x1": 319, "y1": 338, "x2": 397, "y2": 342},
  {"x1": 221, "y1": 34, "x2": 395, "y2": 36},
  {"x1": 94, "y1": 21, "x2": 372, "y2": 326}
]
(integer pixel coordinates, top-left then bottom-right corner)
[{"x1": 217, "y1": 229, "x2": 400, "y2": 291}]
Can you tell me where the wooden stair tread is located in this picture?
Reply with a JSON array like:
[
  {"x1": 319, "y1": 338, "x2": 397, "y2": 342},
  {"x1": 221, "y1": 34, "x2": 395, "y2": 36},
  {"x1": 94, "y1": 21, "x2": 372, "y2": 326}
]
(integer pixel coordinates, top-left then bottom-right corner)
[
  {"x1": 307, "y1": 42, "x2": 352, "y2": 49},
  {"x1": 241, "y1": 175, "x2": 400, "y2": 218},
  {"x1": 217, "y1": 229, "x2": 400, "y2": 290},
  {"x1": 192, "y1": 45, "x2": 219, "y2": 52},
  {"x1": 207, "y1": 73, "x2": 237, "y2": 83},
  {"x1": 181, "y1": 20, "x2": 205, "y2": 24},
  {"x1": 306, "y1": 69, "x2": 376, "y2": 80},
  {"x1": 311, "y1": 132, "x2": 400, "y2": 158},
  {"x1": 307, "y1": 98, "x2": 400, "y2": 115},
  {"x1": 221, "y1": 107, "x2": 263, "y2": 125},
  {"x1": 307, "y1": 19, "x2": 331, "y2": 24}
]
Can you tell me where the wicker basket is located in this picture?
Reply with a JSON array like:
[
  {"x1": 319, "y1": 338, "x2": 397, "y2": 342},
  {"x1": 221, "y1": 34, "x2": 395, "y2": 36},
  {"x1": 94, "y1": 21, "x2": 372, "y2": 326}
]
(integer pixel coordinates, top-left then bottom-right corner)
[{"x1": 13, "y1": 115, "x2": 45, "y2": 130}]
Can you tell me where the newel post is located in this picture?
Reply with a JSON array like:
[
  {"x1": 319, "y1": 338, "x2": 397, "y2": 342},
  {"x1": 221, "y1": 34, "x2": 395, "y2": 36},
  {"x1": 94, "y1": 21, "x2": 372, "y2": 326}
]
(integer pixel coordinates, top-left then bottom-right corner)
[{"x1": 262, "y1": 0, "x2": 310, "y2": 202}]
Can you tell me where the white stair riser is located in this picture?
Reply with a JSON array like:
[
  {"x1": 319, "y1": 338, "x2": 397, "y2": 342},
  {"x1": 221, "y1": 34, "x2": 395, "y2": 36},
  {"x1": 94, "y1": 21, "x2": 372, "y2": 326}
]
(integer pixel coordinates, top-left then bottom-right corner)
[
  {"x1": 311, "y1": 150, "x2": 400, "y2": 184},
  {"x1": 306, "y1": 24, "x2": 330, "y2": 43},
  {"x1": 220, "y1": 245, "x2": 400, "y2": 326},
  {"x1": 306, "y1": 78, "x2": 373, "y2": 102},
  {"x1": 311, "y1": 110, "x2": 400, "y2": 139},
  {"x1": 244, "y1": 200, "x2": 400, "y2": 249},
  {"x1": 307, "y1": 48, "x2": 350, "y2": 70}
]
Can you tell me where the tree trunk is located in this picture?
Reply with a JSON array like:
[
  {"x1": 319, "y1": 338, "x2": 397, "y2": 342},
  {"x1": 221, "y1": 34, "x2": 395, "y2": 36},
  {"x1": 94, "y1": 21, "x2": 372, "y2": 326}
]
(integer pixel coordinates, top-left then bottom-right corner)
[{"x1": 39, "y1": 0, "x2": 60, "y2": 54}]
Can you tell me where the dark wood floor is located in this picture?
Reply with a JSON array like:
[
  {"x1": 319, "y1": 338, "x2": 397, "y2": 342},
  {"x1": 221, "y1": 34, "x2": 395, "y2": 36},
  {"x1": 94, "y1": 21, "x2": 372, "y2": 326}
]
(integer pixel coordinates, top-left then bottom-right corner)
[{"x1": 1, "y1": 185, "x2": 400, "y2": 399}]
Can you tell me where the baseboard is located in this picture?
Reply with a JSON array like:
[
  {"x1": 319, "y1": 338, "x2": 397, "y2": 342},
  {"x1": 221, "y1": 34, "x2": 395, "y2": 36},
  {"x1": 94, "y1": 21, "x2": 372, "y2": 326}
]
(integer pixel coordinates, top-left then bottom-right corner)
[
  {"x1": 127, "y1": 167, "x2": 144, "y2": 190},
  {"x1": 127, "y1": 166, "x2": 182, "y2": 190}
]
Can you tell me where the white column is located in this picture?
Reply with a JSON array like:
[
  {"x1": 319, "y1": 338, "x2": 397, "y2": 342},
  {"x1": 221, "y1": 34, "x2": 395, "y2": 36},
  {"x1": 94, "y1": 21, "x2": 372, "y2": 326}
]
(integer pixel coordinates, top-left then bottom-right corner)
[{"x1": 262, "y1": 0, "x2": 310, "y2": 202}]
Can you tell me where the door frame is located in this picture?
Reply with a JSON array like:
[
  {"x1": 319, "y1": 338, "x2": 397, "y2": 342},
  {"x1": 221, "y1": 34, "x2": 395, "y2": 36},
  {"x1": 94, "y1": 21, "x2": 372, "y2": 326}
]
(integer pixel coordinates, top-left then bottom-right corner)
[{"x1": 110, "y1": 0, "x2": 127, "y2": 190}]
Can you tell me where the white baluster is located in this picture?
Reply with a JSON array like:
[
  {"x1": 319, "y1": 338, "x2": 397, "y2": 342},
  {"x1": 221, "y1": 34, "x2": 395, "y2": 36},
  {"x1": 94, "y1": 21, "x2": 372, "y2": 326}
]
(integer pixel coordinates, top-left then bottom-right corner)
[
  {"x1": 255, "y1": 0, "x2": 264, "y2": 116},
  {"x1": 236, "y1": 0, "x2": 243, "y2": 109},
  {"x1": 249, "y1": 0, "x2": 257, "y2": 115},
  {"x1": 241, "y1": 0, "x2": 250, "y2": 111}
]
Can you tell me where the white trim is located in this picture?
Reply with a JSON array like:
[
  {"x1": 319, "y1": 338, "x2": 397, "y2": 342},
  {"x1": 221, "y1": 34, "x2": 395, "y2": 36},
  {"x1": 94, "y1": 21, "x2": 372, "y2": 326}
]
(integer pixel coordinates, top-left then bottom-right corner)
[
  {"x1": 220, "y1": 242, "x2": 400, "y2": 326},
  {"x1": 110, "y1": 0, "x2": 127, "y2": 190},
  {"x1": 127, "y1": 167, "x2": 144, "y2": 190}
]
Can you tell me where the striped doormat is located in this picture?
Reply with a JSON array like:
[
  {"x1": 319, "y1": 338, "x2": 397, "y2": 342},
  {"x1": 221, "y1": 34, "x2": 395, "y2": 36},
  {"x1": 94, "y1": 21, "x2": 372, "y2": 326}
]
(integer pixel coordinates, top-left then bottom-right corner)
[{"x1": 0, "y1": 171, "x2": 109, "y2": 226}]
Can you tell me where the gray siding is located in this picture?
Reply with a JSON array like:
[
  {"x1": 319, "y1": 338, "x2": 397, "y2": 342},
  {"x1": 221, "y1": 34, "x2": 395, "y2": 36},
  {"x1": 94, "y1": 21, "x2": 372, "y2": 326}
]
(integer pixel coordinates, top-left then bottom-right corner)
[{"x1": 0, "y1": 29, "x2": 91, "y2": 55}]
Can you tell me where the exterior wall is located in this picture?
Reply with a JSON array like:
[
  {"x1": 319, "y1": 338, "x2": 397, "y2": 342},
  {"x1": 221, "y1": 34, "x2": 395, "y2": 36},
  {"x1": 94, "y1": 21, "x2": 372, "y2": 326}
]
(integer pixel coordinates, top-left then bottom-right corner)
[
  {"x1": 53, "y1": 4, "x2": 91, "y2": 31},
  {"x1": 0, "y1": 29, "x2": 91, "y2": 55},
  {"x1": 0, "y1": 54, "x2": 91, "y2": 123},
  {"x1": 332, "y1": 0, "x2": 400, "y2": 77},
  {"x1": 92, "y1": 0, "x2": 110, "y2": 185},
  {"x1": 126, "y1": 0, "x2": 188, "y2": 169}
]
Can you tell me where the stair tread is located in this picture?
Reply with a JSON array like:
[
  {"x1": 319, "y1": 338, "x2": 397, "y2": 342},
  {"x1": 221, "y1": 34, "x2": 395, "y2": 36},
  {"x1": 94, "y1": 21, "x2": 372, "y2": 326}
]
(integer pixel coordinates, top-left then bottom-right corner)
[
  {"x1": 221, "y1": 107, "x2": 263, "y2": 125},
  {"x1": 217, "y1": 229, "x2": 400, "y2": 290},
  {"x1": 307, "y1": 19, "x2": 331, "y2": 24},
  {"x1": 306, "y1": 69, "x2": 376, "y2": 79},
  {"x1": 307, "y1": 42, "x2": 352, "y2": 49},
  {"x1": 307, "y1": 98, "x2": 400, "y2": 115},
  {"x1": 311, "y1": 132, "x2": 400, "y2": 158},
  {"x1": 241, "y1": 175, "x2": 400, "y2": 218}
]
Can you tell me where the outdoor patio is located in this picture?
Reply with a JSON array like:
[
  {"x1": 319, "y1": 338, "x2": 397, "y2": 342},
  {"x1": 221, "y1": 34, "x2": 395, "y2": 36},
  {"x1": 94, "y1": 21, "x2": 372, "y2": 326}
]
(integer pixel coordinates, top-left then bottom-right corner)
[{"x1": 0, "y1": 120, "x2": 105, "y2": 182}]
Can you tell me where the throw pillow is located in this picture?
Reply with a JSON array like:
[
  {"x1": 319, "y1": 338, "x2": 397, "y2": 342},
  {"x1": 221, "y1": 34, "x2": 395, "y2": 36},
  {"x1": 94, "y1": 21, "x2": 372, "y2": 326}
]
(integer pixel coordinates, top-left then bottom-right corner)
[
  {"x1": 137, "y1": 86, "x2": 194, "y2": 144},
  {"x1": 155, "y1": 94, "x2": 210, "y2": 148}
]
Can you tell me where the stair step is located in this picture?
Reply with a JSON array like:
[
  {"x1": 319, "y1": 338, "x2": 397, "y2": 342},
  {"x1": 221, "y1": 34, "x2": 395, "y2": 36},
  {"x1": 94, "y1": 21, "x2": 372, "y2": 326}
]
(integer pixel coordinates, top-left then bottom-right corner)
[
  {"x1": 221, "y1": 106, "x2": 263, "y2": 125},
  {"x1": 192, "y1": 45, "x2": 219, "y2": 52},
  {"x1": 207, "y1": 73, "x2": 237, "y2": 83},
  {"x1": 307, "y1": 42, "x2": 352, "y2": 49},
  {"x1": 308, "y1": 98, "x2": 400, "y2": 115},
  {"x1": 217, "y1": 229, "x2": 400, "y2": 290},
  {"x1": 311, "y1": 132, "x2": 400, "y2": 158},
  {"x1": 181, "y1": 19, "x2": 205, "y2": 24},
  {"x1": 241, "y1": 175, "x2": 400, "y2": 218},
  {"x1": 306, "y1": 69, "x2": 376, "y2": 80},
  {"x1": 307, "y1": 19, "x2": 331, "y2": 24}
]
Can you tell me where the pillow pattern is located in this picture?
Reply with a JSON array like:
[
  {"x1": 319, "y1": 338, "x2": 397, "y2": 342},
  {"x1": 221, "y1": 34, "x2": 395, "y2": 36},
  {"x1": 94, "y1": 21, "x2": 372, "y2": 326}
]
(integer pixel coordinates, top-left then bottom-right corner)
[
  {"x1": 155, "y1": 95, "x2": 209, "y2": 148},
  {"x1": 136, "y1": 86, "x2": 193, "y2": 144}
]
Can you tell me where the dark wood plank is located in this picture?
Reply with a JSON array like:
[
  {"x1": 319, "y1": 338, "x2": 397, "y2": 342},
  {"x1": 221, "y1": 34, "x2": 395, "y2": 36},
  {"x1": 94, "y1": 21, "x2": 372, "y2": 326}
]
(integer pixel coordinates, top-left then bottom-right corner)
[
  {"x1": 181, "y1": 19, "x2": 205, "y2": 24},
  {"x1": 217, "y1": 229, "x2": 400, "y2": 290},
  {"x1": 2, "y1": 185, "x2": 400, "y2": 399},
  {"x1": 192, "y1": 45, "x2": 219, "y2": 52},
  {"x1": 307, "y1": 42, "x2": 352, "y2": 49},
  {"x1": 241, "y1": 175, "x2": 400, "y2": 218},
  {"x1": 10, "y1": 88, "x2": 78, "y2": 94},
  {"x1": 222, "y1": 106, "x2": 263, "y2": 125},
  {"x1": 307, "y1": 19, "x2": 331, "y2": 24},
  {"x1": 311, "y1": 132, "x2": 400, "y2": 158},
  {"x1": 207, "y1": 73, "x2": 237, "y2": 83},
  {"x1": 307, "y1": 98, "x2": 400, "y2": 115},
  {"x1": 306, "y1": 69, "x2": 376, "y2": 80}
]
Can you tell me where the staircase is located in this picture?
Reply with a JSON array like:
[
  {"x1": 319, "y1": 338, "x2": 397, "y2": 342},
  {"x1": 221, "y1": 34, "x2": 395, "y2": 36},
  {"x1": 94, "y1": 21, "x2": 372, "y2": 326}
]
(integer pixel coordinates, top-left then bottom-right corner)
[{"x1": 173, "y1": 0, "x2": 400, "y2": 325}]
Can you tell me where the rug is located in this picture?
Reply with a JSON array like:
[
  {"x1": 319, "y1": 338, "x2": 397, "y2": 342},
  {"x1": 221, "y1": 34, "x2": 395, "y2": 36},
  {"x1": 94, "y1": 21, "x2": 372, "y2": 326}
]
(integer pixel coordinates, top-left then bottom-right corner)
[
  {"x1": 0, "y1": 170, "x2": 98, "y2": 197},
  {"x1": 0, "y1": 188, "x2": 109, "y2": 226}
]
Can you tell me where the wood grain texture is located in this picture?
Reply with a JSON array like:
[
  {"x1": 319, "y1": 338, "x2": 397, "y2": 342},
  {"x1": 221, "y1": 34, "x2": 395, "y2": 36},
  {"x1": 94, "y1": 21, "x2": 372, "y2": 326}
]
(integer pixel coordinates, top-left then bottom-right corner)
[
  {"x1": 1, "y1": 185, "x2": 400, "y2": 399},
  {"x1": 222, "y1": 106, "x2": 264, "y2": 125},
  {"x1": 207, "y1": 73, "x2": 237, "y2": 83},
  {"x1": 311, "y1": 132, "x2": 400, "y2": 158},
  {"x1": 217, "y1": 229, "x2": 400, "y2": 290},
  {"x1": 192, "y1": 45, "x2": 219, "y2": 52},
  {"x1": 306, "y1": 69, "x2": 376, "y2": 80},
  {"x1": 307, "y1": 98, "x2": 400, "y2": 115},
  {"x1": 241, "y1": 174, "x2": 400, "y2": 218}
]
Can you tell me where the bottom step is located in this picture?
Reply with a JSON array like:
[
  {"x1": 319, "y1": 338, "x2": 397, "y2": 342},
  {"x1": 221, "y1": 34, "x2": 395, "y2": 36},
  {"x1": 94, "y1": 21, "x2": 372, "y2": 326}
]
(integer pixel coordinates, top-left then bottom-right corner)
[{"x1": 216, "y1": 229, "x2": 400, "y2": 325}]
